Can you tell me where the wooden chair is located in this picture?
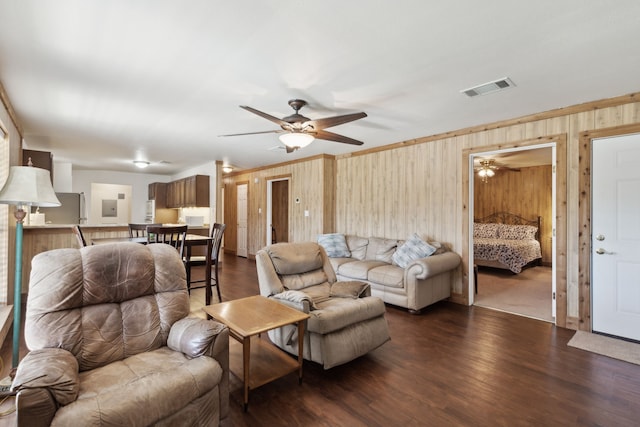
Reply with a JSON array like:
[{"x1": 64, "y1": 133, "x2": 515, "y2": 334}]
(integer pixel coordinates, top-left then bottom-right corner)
[
  {"x1": 146, "y1": 225, "x2": 188, "y2": 258},
  {"x1": 72, "y1": 225, "x2": 87, "y2": 247},
  {"x1": 185, "y1": 223, "x2": 226, "y2": 303},
  {"x1": 128, "y1": 223, "x2": 161, "y2": 237}
]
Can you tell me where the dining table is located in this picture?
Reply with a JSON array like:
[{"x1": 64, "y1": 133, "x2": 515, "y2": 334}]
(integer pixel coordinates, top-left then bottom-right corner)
[{"x1": 91, "y1": 234, "x2": 216, "y2": 305}]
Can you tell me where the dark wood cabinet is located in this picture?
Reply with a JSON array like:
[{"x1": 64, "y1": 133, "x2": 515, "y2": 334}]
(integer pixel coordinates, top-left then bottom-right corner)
[
  {"x1": 148, "y1": 182, "x2": 168, "y2": 208},
  {"x1": 165, "y1": 175, "x2": 209, "y2": 208},
  {"x1": 23, "y1": 149, "x2": 53, "y2": 183},
  {"x1": 184, "y1": 175, "x2": 209, "y2": 207}
]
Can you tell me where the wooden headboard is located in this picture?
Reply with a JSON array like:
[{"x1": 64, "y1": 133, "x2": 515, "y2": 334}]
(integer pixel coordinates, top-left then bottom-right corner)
[{"x1": 474, "y1": 211, "x2": 542, "y2": 241}]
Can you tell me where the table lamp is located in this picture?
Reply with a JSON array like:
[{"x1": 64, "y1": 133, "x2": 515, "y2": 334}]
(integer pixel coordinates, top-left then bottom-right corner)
[{"x1": 0, "y1": 160, "x2": 60, "y2": 368}]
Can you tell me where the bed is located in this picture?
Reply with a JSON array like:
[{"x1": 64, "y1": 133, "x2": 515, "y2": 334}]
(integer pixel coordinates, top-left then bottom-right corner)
[{"x1": 473, "y1": 212, "x2": 542, "y2": 274}]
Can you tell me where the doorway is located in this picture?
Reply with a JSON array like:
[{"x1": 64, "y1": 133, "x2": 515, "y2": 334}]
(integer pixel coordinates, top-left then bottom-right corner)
[
  {"x1": 267, "y1": 177, "x2": 290, "y2": 246},
  {"x1": 469, "y1": 144, "x2": 557, "y2": 322}
]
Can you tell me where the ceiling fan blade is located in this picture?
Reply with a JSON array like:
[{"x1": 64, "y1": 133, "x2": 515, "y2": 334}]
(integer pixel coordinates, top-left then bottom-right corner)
[
  {"x1": 219, "y1": 129, "x2": 283, "y2": 137},
  {"x1": 315, "y1": 130, "x2": 364, "y2": 146},
  {"x1": 307, "y1": 112, "x2": 367, "y2": 130},
  {"x1": 240, "y1": 106, "x2": 289, "y2": 127}
]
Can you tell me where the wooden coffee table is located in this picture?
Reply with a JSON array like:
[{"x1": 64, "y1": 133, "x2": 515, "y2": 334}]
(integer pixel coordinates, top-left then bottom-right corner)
[{"x1": 202, "y1": 295, "x2": 310, "y2": 411}]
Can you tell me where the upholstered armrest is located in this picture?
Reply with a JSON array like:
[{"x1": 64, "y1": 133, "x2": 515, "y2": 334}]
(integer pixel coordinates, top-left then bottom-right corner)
[
  {"x1": 168, "y1": 317, "x2": 228, "y2": 359},
  {"x1": 271, "y1": 290, "x2": 313, "y2": 313},
  {"x1": 11, "y1": 348, "x2": 79, "y2": 427},
  {"x1": 405, "y1": 251, "x2": 461, "y2": 280}
]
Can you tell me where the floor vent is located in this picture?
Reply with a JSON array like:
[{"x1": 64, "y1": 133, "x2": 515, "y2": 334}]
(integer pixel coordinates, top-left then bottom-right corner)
[{"x1": 461, "y1": 77, "x2": 515, "y2": 97}]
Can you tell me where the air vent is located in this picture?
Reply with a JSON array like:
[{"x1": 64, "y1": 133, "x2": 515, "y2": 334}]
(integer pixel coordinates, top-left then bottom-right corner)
[{"x1": 461, "y1": 77, "x2": 515, "y2": 97}]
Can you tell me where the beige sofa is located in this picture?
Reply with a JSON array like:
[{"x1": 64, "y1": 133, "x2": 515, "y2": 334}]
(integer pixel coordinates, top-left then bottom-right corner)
[
  {"x1": 322, "y1": 234, "x2": 461, "y2": 314},
  {"x1": 11, "y1": 242, "x2": 229, "y2": 426},
  {"x1": 256, "y1": 242, "x2": 390, "y2": 369}
]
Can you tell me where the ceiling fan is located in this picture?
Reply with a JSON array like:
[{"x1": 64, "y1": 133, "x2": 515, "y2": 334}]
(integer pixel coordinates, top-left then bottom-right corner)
[
  {"x1": 475, "y1": 159, "x2": 520, "y2": 182},
  {"x1": 220, "y1": 99, "x2": 367, "y2": 153}
]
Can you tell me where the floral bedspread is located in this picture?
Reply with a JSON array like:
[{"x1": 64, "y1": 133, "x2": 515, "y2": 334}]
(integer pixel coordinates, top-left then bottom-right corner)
[{"x1": 473, "y1": 238, "x2": 542, "y2": 273}]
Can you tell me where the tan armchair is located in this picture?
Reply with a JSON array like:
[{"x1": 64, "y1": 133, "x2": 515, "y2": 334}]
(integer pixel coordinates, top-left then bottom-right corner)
[
  {"x1": 11, "y1": 242, "x2": 229, "y2": 426},
  {"x1": 256, "y1": 242, "x2": 390, "y2": 369}
]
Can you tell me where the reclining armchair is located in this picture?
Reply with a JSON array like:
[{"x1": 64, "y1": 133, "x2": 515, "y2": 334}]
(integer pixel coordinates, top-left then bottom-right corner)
[
  {"x1": 11, "y1": 242, "x2": 229, "y2": 426},
  {"x1": 256, "y1": 242, "x2": 390, "y2": 369}
]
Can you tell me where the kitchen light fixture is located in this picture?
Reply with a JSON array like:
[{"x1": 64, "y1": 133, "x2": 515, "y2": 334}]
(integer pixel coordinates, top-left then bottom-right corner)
[
  {"x1": 133, "y1": 160, "x2": 150, "y2": 168},
  {"x1": 0, "y1": 160, "x2": 60, "y2": 367},
  {"x1": 279, "y1": 132, "x2": 314, "y2": 150},
  {"x1": 222, "y1": 165, "x2": 233, "y2": 174}
]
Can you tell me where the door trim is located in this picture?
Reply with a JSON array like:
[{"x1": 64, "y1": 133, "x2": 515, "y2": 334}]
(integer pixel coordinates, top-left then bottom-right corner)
[
  {"x1": 579, "y1": 123, "x2": 640, "y2": 332},
  {"x1": 461, "y1": 134, "x2": 567, "y2": 326}
]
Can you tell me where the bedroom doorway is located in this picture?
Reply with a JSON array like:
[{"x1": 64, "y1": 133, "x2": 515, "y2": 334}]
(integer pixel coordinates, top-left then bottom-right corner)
[{"x1": 469, "y1": 144, "x2": 557, "y2": 323}]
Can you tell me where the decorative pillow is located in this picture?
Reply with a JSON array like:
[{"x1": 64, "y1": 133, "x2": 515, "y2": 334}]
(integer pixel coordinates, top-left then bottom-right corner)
[
  {"x1": 392, "y1": 233, "x2": 437, "y2": 268},
  {"x1": 498, "y1": 224, "x2": 537, "y2": 240},
  {"x1": 473, "y1": 222, "x2": 500, "y2": 238},
  {"x1": 317, "y1": 233, "x2": 351, "y2": 258}
]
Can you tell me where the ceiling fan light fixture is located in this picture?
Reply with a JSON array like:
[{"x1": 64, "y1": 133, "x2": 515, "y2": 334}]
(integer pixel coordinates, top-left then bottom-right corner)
[{"x1": 279, "y1": 132, "x2": 314, "y2": 149}]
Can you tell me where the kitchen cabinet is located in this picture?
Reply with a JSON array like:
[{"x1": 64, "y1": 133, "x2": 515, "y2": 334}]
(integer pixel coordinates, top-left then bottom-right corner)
[
  {"x1": 23, "y1": 149, "x2": 53, "y2": 183},
  {"x1": 148, "y1": 182, "x2": 168, "y2": 208},
  {"x1": 166, "y1": 175, "x2": 209, "y2": 208},
  {"x1": 184, "y1": 175, "x2": 209, "y2": 207}
]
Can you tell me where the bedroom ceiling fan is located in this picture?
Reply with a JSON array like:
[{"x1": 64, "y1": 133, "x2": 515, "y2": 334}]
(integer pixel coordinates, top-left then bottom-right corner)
[
  {"x1": 475, "y1": 159, "x2": 520, "y2": 183},
  {"x1": 220, "y1": 99, "x2": 367, "y2": 153}
]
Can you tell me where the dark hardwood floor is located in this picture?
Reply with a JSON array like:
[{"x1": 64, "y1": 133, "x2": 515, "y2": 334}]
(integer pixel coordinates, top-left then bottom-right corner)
[{"x1": 3, "y1": 253, "x2": 640, "y2": 426}]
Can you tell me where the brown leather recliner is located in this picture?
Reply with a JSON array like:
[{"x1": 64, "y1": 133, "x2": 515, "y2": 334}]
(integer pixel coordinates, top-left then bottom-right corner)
[
  {"x1": 11, "y1": 242, "x2": 229, "y2": 426},
  {"x1": 256, "y1": 242, "x2": 390, "y2": 369}
]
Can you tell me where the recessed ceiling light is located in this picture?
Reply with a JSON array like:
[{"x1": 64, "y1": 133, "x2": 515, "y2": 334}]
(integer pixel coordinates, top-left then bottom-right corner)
[{"x1": 133, "y1": 160, "x2": 150, "y2": 168}]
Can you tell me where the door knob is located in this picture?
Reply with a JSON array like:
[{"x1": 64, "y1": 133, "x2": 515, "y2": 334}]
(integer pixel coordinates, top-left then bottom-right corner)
[
  {"x1": 596, "y1": 248, "x2": 614, "y2": 255},
  {"x1": 595, "y1": 234, "x2": 605, "y2": 241}
]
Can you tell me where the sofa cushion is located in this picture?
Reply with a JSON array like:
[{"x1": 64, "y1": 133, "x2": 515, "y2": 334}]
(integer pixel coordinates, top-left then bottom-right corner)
[
  {"x1": 365, "y1": 237, "x2": 398, "y2": 263},
  {"x1": 51, "y1": 347, "x2": 222, "y2": 426},
  {"x1": 309, "y1": 297, "x2": 386, "y2": 334},
  {"x1": 346, "y1": 235, "x2": 369, "y2": 260},
  {"x1": 317, "y1": 233, "x2": 351, "y2": 258},
  {"x1": 337, "y1": 260, "x2": 388, "y2": 280},
  {"x1": 368, "y1": 264, "x2": 405, "y2": 288},
  {"x1": 392, "y1": 233, "x2": 437, "y2": 268},
  {"x1": 280, "y1": 269, "x2": 329, "y2": 290},
  {"x1": 267, "y1": 242, "x2": 323, "y2": 275}
]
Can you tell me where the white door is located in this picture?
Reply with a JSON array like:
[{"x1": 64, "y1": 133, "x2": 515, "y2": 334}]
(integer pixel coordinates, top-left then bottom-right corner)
[
  {"x1": 592, "y1": 133, "x2": 640, "y2": 341},
  {"x1": 236, "y1": 183, "x2": 248, "y2": 258}
]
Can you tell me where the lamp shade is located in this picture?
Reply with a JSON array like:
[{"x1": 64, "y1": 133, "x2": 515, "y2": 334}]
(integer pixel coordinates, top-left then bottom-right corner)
[
  {"x1": 279, "y1": 132, "x2": 314, "y2": 149},
  {"x1": 0, "y1": 166, "x2": 61, "y2": 207}
]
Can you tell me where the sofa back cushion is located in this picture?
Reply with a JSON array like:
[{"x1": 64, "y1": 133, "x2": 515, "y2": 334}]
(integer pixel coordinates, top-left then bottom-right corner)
[
  {"x1": 346, "y1": 235, "x2": 369, "y2": 260},
  {"x1": 266, "y1": 242, "x2": 330, "y2": 290},
  {"x1": 365, "y1": 237, "x2": 398, "y2": 263},
  {"x1": 26, "y1": 243, "x2": 189, "y2": 372}
]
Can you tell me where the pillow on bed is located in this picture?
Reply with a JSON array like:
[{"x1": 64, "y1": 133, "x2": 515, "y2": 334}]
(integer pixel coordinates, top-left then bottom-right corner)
[
  {"x1": 498, "y1": 224, "x2": 538, "y2": 240},
  {"x1": 317, "y1": 233, "x2": 351, "y2": 257},
  {"x1": 473, "y1": 222, "x2": 500, "y2": 238},
  {"x1": 392, "y1": 234, "x2": 437, "y2": 268}
]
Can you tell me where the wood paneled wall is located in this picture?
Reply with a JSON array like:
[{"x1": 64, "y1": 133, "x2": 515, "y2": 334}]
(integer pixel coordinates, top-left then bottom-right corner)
[
  {"x1": 474, "y1": 165, "x2": 553, "y2": 264},
  {"x1": 222, "y1": 92, "x2": 640, "y2": 331},
  {"x1": 223, "y1": 155, "x2": 335, "y2": 257}
]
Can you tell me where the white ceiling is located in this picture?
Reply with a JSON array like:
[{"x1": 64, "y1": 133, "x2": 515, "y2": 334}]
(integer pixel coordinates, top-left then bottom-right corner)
[{"x1": 1, "y1": 1, "x2": 639, "y2": 175}]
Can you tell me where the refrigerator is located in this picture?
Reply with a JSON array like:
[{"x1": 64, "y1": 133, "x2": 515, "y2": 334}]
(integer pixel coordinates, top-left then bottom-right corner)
[{"x1": 37, "y1": 192, "x2": 87, "y2": 224}]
